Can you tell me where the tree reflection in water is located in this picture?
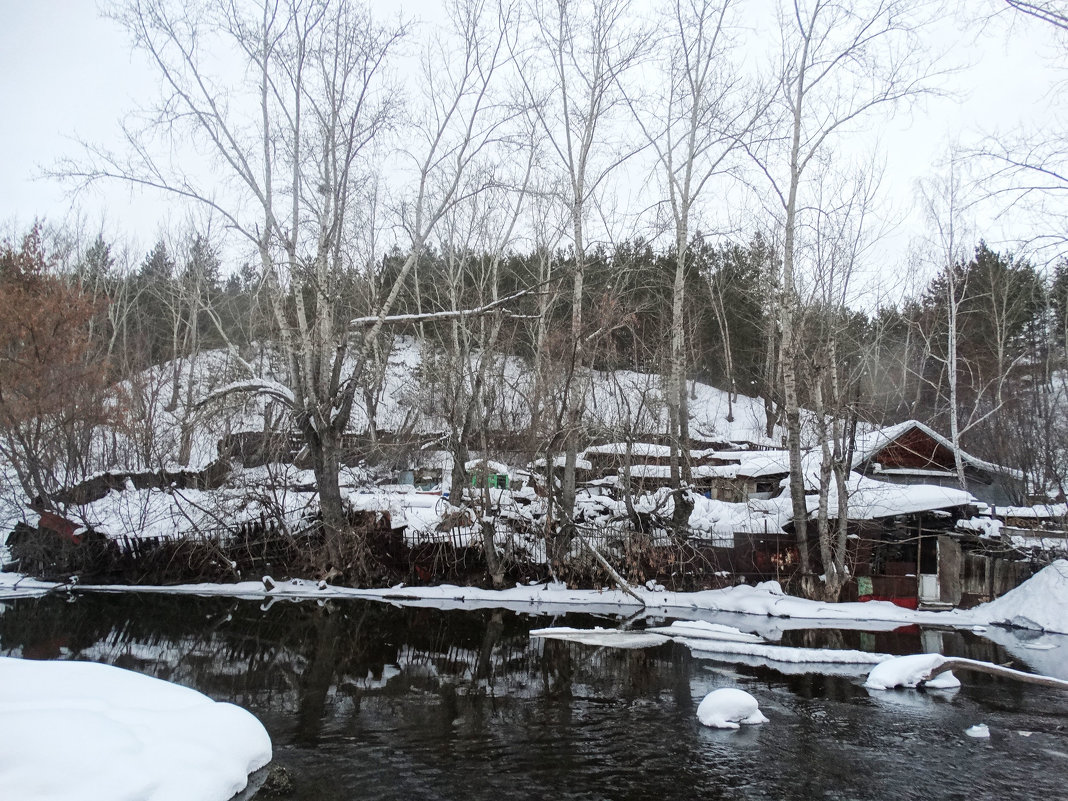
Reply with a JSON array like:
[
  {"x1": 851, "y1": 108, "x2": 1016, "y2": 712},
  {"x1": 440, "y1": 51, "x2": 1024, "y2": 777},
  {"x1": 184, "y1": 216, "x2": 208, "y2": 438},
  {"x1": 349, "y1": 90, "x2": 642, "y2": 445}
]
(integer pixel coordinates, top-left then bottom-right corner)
[{"x1": 0, "y1": 594, "x2": 687, "y2": 742}]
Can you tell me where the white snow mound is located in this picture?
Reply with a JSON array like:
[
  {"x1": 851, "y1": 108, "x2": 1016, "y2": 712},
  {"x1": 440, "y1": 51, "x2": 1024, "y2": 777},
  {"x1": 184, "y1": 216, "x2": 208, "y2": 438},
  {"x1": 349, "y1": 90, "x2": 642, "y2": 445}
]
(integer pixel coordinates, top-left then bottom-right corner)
[
  {"x1": 974, "y1": 559, "x2": 1068, "y2": 634},
  {"x1": 0, "y1": 657, "x2": 272, "y2": 801},
  {"x1": 696, "y1": 688, "x2": 769, "y2": 729},
  {"x1": 864, "y1": 653, "x2": 961, "y2": 690}
]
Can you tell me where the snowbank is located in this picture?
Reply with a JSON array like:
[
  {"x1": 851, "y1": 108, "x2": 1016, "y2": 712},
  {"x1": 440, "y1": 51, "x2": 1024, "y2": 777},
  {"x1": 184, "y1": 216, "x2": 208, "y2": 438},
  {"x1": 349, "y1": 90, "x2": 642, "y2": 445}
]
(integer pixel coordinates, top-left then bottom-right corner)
[
  {"x1": 975, "y1": 559, "x2": 1068, "y2": 634},
  {"x1": 528, "y1": 626, "x2": 670, "y2": 649},
  {"x1": 0, "y1": 570, "x2": 58, "y2": 599},
  {"x1": 0, "y1": 657, "x2": 271, "y2": 801},
  {"x1": 646, "y1": 620, "x2": 765, "y2": 643},
  {"x1": 5, "y1": 560, "x2": 1068, "y2": 642},
  {"x1": 675, "y1": 636, "x2": 889, "y2": 667},
  {"x1": 532, "y1": 619, "x2": 892, "y2": 667}
]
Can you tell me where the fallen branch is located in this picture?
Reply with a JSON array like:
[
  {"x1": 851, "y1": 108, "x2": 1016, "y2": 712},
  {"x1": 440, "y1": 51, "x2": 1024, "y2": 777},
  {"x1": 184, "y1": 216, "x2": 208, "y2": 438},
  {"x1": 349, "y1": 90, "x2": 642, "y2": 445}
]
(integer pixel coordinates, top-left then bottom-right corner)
[
  {"x1": 194, "y1": 378, "x2": 296, "y2": 410},
  {"x1": 349, "y1": 288, "x2": 531, "y2": 328},
  {"x1": 926, "y1": 657, "x2": 1068, "y2": 690},
  {"x1": 574, "y1": 530, "x2": 646, "y2": 607}
]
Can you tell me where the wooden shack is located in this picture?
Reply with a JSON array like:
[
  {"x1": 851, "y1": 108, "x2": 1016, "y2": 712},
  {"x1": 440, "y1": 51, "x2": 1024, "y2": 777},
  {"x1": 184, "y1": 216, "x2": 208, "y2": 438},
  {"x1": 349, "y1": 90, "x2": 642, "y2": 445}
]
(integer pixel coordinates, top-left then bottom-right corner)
[{"x1": 851, "y1": 420, "x2": 1024, "y2": 507}]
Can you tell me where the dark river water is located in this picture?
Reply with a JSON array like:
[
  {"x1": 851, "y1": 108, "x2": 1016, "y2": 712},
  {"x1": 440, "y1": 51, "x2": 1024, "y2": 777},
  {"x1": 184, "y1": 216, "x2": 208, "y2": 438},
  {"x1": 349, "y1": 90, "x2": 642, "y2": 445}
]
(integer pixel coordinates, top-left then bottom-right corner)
[{"x1": 1, "y1": 593, "x2": 1066, "y2": 801}]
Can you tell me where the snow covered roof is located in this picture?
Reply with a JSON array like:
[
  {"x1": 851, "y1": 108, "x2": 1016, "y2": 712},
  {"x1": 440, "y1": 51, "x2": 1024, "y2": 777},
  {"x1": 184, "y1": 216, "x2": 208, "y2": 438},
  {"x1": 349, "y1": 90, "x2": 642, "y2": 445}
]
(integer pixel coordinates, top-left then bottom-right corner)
[
  {"x1": 582, "y1": 442, "x2": 735, "y2": 461},
  {"x1": 804, "y1": 473, "x2": 977, "y2": 521},
  {"x1": 851, "y1": 420, "x2": 1023, "y2": 480},
  {"x1": 875, "y1": 467, "x2": 956, "y2": 478},
  {"x1": 689, "y1": 495, "x2": 787, "y2": 536},
  {"x1": 464, "y1": 458, "x2": 511, "y2": 475},
  {"x1": 621, "y1": 463, "x2": 727, "y2": 480},
  {"x1": 992, "y1": 503, "x2": 1068, "y2": 519},
  {"x1": 694, "y1": 464, "x2": 737, "y2": 479},
  {"x1": 708, "y1": 450, "x2": 791, "y2": 478},
  {"x1": 627, "y1": 464, "x2": 674, "y2": 479},
  {"x1": 533, "y1": 456, "x2": 593, "y2": 471},
  {"x1": 584, "y1": 442, "x2": 673, "y2": 458}
]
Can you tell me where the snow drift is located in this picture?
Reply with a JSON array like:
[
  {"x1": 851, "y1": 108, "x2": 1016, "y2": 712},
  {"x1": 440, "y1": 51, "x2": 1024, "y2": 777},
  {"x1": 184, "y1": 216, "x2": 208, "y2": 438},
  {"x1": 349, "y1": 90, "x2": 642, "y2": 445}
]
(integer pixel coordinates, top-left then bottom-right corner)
[
  {"x1": 863, "y1": 653, "x2": 961, "y2": 690},
  {"x1": 0, "y1": 657, "x2": 272, "y2": 801},
  {"x1": 974, "y1": 559, "x2": 1068, "y2": 634}
]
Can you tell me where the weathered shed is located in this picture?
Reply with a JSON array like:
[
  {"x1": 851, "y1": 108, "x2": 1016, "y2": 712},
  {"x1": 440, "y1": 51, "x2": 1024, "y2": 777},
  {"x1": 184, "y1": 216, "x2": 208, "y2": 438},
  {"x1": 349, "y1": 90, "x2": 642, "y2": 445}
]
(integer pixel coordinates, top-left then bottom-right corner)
[{"x1": 851, "y1": 420, "x2": 1024, "y2": 507}]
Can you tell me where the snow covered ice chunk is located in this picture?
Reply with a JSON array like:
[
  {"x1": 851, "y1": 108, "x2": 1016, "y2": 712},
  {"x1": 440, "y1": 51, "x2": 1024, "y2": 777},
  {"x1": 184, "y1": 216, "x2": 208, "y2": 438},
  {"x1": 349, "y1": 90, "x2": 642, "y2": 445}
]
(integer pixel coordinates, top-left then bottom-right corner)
[
  {"x1": 696, "y1": 688, "x2": 769, "y2": 729},
  {"x1": 0, "y1": 657, "x2": 272, "y2": 801},
  {"x1": 649, "y1": 620, "x2": 765, "y2": 644},
  {"x1": 864, "y1": 653, "x2": 961, "y2": 690},
  {"x1": 966, "y1": 724, "x2": 991, "y2": 738}
]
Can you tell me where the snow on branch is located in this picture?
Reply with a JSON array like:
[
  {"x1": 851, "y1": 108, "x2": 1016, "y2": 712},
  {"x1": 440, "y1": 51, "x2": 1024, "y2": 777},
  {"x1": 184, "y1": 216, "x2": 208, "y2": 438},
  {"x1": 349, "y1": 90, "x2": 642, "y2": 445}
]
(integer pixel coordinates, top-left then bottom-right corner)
[
  {"x1": 194, "y1": 378, "x2": 296, "y2": 410},
  {"x1": 348, "y1": 289, "x2": 531, "y2": 328}
]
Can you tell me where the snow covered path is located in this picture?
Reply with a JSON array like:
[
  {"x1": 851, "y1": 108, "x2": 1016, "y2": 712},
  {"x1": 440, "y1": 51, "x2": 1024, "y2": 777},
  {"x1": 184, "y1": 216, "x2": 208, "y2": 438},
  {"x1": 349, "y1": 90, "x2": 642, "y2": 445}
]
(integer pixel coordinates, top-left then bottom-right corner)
[{"x1": 0, "y1": 657, "x2": 271, "y2": 801}]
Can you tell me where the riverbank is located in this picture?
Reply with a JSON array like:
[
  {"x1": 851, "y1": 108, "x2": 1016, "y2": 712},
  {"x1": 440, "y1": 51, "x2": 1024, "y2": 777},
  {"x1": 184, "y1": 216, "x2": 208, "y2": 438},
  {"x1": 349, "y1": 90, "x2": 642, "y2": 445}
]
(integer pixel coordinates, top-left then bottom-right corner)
[{"x1": 5, "y1": 559, "x2": 1066, "y2": 636}]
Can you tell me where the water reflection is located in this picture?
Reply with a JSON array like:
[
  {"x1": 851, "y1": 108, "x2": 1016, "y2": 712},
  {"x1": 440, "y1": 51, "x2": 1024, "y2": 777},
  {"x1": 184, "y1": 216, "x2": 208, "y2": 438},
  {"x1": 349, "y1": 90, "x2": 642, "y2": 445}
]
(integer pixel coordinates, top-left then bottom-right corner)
[{"x1": 1, "y1": 594, "x2": 1067, "y2": 801}]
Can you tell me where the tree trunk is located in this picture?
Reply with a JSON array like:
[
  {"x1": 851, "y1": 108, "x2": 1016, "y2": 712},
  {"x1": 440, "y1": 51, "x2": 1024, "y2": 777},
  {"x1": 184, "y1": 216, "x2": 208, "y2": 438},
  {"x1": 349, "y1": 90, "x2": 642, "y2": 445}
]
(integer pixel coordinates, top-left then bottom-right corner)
[
  {"x1": 782, "y1": 46, "x2": 815, "y2": 597},
  {"x1": 558, "y1": 209, "x2": 586, "y2": 564},
  {"x1": 310, "y1": 426, "x2": 355, "y2": 578},
  {"x1": 781, "y1": 235, "x2": 814, "y2": 595},
  {"x1": 947, "y1": 269, "x2": 967, "y2": 490},
  {"x1": 668, "y1": 242, "x2": 688, "y2": 485}
]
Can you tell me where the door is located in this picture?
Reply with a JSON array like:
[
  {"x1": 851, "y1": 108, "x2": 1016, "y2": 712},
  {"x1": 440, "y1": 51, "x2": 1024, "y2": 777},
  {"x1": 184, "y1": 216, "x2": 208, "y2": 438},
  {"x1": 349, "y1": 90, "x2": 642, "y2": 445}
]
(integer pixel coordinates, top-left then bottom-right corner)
[
  {"x1": 918, "y1": 573, "x2": 940, "y2": 602},
  {"x1": 918, "y1": 532, "x2": 940, "y2": 603}
]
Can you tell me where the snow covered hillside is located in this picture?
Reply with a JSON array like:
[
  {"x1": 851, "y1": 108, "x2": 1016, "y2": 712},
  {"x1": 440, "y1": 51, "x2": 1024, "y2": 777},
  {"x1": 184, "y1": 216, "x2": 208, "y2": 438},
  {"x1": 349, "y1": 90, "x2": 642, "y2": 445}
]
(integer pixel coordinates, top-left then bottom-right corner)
[
  {"x1": 141, "y1": 335, "x2": 785, "y2": 460},
  {"x1": 0, "y1": 335, "x2": 785, "y2": 525}
]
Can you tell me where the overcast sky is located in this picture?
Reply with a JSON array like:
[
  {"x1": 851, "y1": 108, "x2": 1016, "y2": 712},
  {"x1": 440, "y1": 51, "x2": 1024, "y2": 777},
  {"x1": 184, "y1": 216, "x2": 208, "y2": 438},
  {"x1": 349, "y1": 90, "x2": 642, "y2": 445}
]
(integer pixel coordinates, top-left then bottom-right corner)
[{"x1": 0, "y1": 1, "x2": 1062, "y2": 285}]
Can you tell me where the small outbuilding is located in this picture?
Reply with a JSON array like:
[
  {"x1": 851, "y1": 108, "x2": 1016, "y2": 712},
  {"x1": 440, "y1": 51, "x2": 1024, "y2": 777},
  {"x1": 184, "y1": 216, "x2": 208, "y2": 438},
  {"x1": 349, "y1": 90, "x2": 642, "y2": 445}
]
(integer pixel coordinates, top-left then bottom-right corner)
[{"x1": 850, "y1": 420, "x2": 1024, "y2": 507}]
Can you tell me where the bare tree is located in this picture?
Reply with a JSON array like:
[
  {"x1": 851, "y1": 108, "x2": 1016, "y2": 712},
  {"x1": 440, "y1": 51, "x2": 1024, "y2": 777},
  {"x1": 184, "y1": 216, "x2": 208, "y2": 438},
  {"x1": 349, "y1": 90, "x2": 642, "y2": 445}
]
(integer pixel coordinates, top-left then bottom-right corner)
[
  {"x1": 966, "y1": 2, "x2": 1068, "y2": 260},
  {"x1": 624, "y1": 0, "x2": 764, "y2": 486},
  {"x1": 1002, "y1": 0, "x2": 1068, "y2": 29},
  {"x1": 68, "y1": 0, "x2": 518, "y2": 577},
  {"x1": 522, "y1": 178, "x2": 568, "y2": 481},
  {"x1": 802, "y1": 166, "x2": 880, "y2": 601},
  {"x1": 0, "y1": 227, "x2": 113, "y2": 508},
  {"x1": 918, "y1": 159, "x2": 972, "y2": 489},
  {"x1": 430, "y1": 136, "x2": 535, "y2": 587},
  {"x1": 748, "y1": 0, "x2": 941, "y2": 597},
  {"x1": 516, "y1": 0, "x2": 648, "y2": 561}
]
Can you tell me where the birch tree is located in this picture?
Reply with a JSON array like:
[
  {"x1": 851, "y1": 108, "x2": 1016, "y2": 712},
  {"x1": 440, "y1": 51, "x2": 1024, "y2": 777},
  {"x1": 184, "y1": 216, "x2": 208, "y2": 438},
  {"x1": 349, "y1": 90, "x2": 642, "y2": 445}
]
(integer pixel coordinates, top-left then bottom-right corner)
[
  {"x1": 804, "y1": 168, "x2": 879, "y2": 601},
  {"x1": 751, "y1": 0, "x2": 940, "y2": 596},
  {"x1": 517, "y1": 0, "x2": 648, "y2": 559},
  {"x1": 916, "y1": 162, "x2": 994, "y2": 490},
  {"x1": 625, "y1": 0, "x2": 763, "y2": 486}
]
